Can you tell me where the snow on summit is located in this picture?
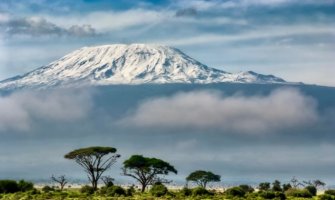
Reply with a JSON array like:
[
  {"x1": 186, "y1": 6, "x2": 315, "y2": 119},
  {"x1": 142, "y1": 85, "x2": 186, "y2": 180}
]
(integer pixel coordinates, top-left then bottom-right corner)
[{"x1": 0, "y1": 44, "x2": 286, "y2": 89}]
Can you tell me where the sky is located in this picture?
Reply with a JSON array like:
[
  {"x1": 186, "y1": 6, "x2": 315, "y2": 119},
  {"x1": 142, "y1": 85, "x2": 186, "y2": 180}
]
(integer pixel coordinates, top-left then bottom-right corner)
[{"x1": 0, "y1": 0, "x2": 334, "y2": 86}]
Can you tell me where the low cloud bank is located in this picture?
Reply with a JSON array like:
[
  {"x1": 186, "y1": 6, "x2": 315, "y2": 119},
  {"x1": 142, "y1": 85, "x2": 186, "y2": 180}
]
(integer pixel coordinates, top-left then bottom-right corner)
[
  {"x1": 0, "y1": 89, "x2": 92, "y2": 131},
  {"x1": 120, "y1": 88, "x2": 318, "y2": 134}
]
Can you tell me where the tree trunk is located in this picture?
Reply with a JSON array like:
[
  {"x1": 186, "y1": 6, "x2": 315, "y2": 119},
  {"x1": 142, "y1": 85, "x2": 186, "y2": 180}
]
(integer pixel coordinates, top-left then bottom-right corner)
[
  {"x1": 141, "y1": 184, "x2": 146, "y2": 193},
  {"x1": 92, "y1": 179, "x2": 98, "y2": 190}
]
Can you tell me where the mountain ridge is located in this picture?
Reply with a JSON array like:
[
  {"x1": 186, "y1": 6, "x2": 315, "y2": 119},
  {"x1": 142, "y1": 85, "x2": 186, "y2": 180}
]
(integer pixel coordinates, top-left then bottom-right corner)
[{"x1": 0, "y1": 44, "x2": 287, "y2": 89}]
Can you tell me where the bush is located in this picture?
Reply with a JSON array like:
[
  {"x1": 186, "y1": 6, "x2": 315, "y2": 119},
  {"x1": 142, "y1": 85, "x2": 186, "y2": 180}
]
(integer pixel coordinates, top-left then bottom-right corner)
[
  {"x1": 275, "y1": 192, "x2": 286, "y2": 200},
  {"x1": 319, "y1": 194, "x2": 335, "y2": 200},
  {"x1": 192, "y1": 187, "x2": 212, "y2": 196},
  {"x1": 80, "y1": 185, "x2": 95, "y2": 194},
  {"x1": 259, "y1": 182, "x2": 271, "y2": 191},
  {"x1": 259, "y1": 191, "x2": 276, "y2": 199},
  {"x1": 325, "y1": 190, "x2": 335, "y2": 196},
  {"x1": 150, "y1": 183, "x2": 168, "y2": 197},
  {"x1": 180, "y1": 187, "x2": 192, "y2": 196},
  {"x1": 225, "y1": 186, "x2": 246, "y2": 197},
  {"x1": 106, "y1": 185, "x2": 126, "y2": 197},
  {"x1": 285, "y1": 188, "x2": 312, "y2": 198},
  {"x1": 0, "y1": 180, "x2": 19, "y2": 193},
  {"x1": 42, "y1": 185, "x2": 55, "y2": 193},
  {"x1": 126, "y1": 185, "x2": 135, "y2": 196},
  {"x1": 18, "y1": 180, "x2": 34, "y2": 192},
  {"x1": 305, "y1": 185, "x2": 317, "y2": 196},
  {"x1": 282, "y1": 183, "x2": 292, "y2": 192},
  {"x1": 239, "y1": 184, "x2": 254, "y2": 193}
]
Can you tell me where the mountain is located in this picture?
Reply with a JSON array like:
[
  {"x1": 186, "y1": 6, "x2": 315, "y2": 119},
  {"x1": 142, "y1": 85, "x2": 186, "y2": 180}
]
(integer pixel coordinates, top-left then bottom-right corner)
[{"x1": 0, "y1": 44, "x2": 287, "y2": 89}]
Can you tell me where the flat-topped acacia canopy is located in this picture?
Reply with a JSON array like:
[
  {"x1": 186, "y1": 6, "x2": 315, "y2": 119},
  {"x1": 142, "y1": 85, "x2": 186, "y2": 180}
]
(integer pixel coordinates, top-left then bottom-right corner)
[{"x1": 64, "y1": 146, "x2": 117, "y2": 159}]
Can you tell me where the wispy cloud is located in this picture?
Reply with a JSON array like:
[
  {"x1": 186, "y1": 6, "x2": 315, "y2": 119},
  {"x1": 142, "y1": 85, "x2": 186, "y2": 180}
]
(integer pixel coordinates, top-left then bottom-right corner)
[
  {"x1": 174, "y1": 0, "x2": 335, "y2": 10},
  {"x1": 0, "y1": 14, "x2": 97, "y2": 37},
  {"x1": 119, "y1": 88, "x2": 318, "y2": 134},
  {"x1": 156, "y1": 24, "x2": 335, "y2": 46}
]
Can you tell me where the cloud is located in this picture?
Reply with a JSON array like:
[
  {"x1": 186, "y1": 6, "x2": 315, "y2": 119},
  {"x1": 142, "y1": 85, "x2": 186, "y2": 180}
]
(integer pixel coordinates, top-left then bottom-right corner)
[
  {"x1": 174, "y1": 0, "x2": 335, "y2": 10},
  {"x1": 175, "y1": 8, "x2": 198, "y2": 17},
  {"x1": 156, "y1": 24, "x2": 335, "y2": 46},
  {"x1": 0, "y1": 15, "x2": 97, "y2": 37},
  {"x1": 47, "y1": 9, "x2": 170, "y2": 32},
  {"x1": 0, "y1": 89, "x2": 92, "y2": 131},
  {"x1": 119, "y1": 88, "x2": 318, "y2": 134}
]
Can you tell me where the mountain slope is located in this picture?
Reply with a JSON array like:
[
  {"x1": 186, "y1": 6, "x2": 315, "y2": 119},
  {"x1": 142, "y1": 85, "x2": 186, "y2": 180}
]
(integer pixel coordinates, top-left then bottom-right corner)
[{"x1": 0, "y1": 44, "x2": 286, "y2": 89}]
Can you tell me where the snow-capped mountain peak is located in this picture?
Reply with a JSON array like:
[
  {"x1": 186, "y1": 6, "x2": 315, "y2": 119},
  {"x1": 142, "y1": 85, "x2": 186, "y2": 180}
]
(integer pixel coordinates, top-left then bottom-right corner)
[{"x1": 0, "y1": 44, "x2": 286, "y2": 89}]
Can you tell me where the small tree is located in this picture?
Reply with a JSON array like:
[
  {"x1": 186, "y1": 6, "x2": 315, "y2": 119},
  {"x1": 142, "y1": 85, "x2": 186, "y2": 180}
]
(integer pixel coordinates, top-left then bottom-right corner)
[
  {"x1": 101, "y1": 176, "x2": 114, "y2": 187},
  {"x1": 64, "y1": 146, "x2": 120, "y2": 190},
  {"x1": 313, "y1": 180, "x2": 326, "y2": 188},
  {"x1": 304, "y1": 179, "x2": 326, "y2": 188},
  {"x1": 122, "y1": 155, "x2": 177, "y2": 192},
  {"x1": 272, "y1": 180, "x2": 282, "y2": 191},
  {"x1": 51, "y1": 175, "x2": 68, "y2": 191},
  {"x1": 259, "y1": 182, "x2": 271, "y2": 191},
  {"x1": 186, "y1": 170, "x2": 220, "y2": 188},
  {"x1": 290, "y1": 177, "x2": 304, "y2": 188},
  {"x1": 283, "y1": 183, "x2": 292, "y2": 191}
]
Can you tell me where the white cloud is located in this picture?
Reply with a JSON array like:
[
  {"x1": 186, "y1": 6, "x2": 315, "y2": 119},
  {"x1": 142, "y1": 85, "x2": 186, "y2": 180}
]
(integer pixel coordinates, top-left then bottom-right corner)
[
  {"x1": 119, "y1": 88, "x2": 318, "y2": 134},
  {"x1": 174, "y1": 0, "x2": 335, "y2": 10},
  {"x1": 0, "y1": 15, "x2": 97, "y2": 37},
  {"x1": 0, "y1": 89, "x2": 92, "y2": 131},
  {"x1": 45, "y1": 9, "x2": 171, "y2": 32}
]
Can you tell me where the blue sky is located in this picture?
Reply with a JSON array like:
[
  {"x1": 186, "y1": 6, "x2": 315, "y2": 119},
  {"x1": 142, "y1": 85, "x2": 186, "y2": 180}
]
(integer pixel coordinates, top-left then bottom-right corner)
[{"x1": 0, "y1": 0, "x2": 334, "y2": 85}]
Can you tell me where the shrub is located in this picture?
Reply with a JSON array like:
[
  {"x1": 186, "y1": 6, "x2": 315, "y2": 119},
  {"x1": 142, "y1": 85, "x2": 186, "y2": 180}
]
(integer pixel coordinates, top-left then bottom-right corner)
[
  {"x1": 42, "y1": 185, "x2": 55, "y2": 193},
  {"x1": 305, "y1": 185, "x2": 317, "y2": 196},
  {"x1": 275, "y1": 192, "x2": 286, "y2": 200},
  {"x1": 0, "y1": 180, "x2": 19, "y2": 193},
  {"x1": 150, "y1": 183, "x2": 168, "y2": 197},
  {"x1": 239, "y1": 184, "x2": 254, "y2": 193},
  {"x1": 80, "y1": 185, "x2": 95, "y2": 194},
  {"x1": 325, "y1": 190, "x2": 335, "y2": 196},
  {"x1": 192, "y1": 187, "x2": 212, "y2": 196},
  {"x1": 285, "y1": 188, "x2": 312, "y2": 198},
  {"x1": 106, "y1": 185, "x2": 126, "y2": 197},
  {"x1": 319, "y1": 194, "x2": 335, "y2": 200},
  {"x1": 272, "y1": 180, "x2": 282, "y2": 192},
  {"x1": 18, "y1": 180, "x2": 34, "y2": 192},
  {"x1": 126, "y1": 185, "x2": 135, "y2": 196},
  {"x1": 259, "y1": 182, "x2": 271, "y2": 191},
  {"x1": 180, "y1": 187, "x2": 192, "y2": 196},
  {"x1": 225, "y1": 186, "x2": 246, "y2": 197},
  {"x1": 27, "y1": 188, "x2": 40, "y2": 195},
  {"x1": 259, "y1": 191, "x2": 276, "y2": 199},
  {"x1": 282, "y1": 183, "x2": 292, "y2": 192}
]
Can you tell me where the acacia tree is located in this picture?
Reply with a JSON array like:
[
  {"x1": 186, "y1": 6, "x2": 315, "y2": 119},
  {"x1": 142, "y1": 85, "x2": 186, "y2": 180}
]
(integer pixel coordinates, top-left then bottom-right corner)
[
  {"x1": 51, "y1": 175, "x2": 68, "y2": 191},
  {"x1": 122, "y1": 155, "x2": 177, "y2": 192},
  {"x1": 186, "y1": 170, "x2": 220, "y2": 188},
  {"x1": 64, "y1": 146, "x2": 120, "y2": 190},
  {"x1": 303, "y1": 180, "x2": 326, "y2": 188}
]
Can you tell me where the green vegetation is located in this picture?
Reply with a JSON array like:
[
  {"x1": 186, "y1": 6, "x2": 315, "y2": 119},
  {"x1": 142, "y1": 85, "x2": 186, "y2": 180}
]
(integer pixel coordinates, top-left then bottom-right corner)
[
  {"x1": 0, "y1": 180, "x2": 333, "y2": 200},
  {"x1": 0, "y1": 146, "x2": 333, "y2": 199}
]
